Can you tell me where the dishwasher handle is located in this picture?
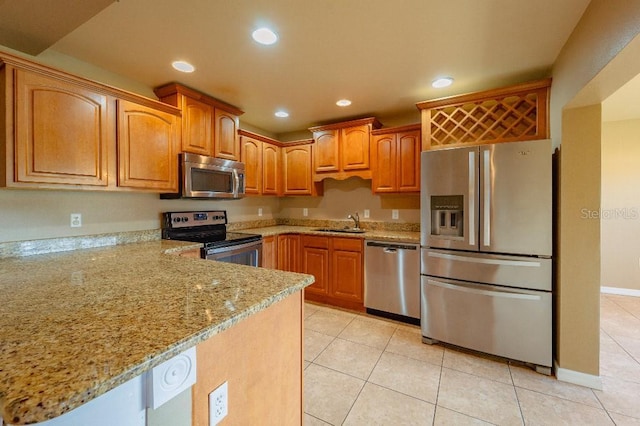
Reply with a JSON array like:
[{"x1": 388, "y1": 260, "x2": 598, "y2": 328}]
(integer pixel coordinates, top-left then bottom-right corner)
[{"x1": 366, "y1": 241, "x2": 418, "y2": 251}]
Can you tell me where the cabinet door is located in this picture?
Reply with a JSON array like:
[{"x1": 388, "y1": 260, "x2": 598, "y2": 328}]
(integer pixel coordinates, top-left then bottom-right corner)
[
  {"x1": 214, "y1": 108, "x2": 239, "y2": 161},
  {"x1": 13, "y1": 69, "x2": 110, "y2": 186},
  {"x1": 181, "y1": 96, "x2": 213, "y2": 155},
  {"x1": 277, "y1": 234, "x2": 301, "y2": 272},
  {"x1": 302, "y1": 246, "x2": 330, "y2": 296},
  {"x1": 313, "y1": 130, "x2": 339, "y2": 172},
  {"x1": 397, "y1": 130, "x2": 421, "y2": 192},
  {"x1": 262, "y1": 236, "x2": 278, "y2": 269},
  {"x1": 241, "y1": 137, "x2": 262, "y2": 194},
  {"x1": 330, "y1": 238, "x2": 363, "y2": 303},
  {"x1": 341, "y1": 125, "x2": 370, "y2": 170},
  {"x1": 117, "y1": 99, "x2": 179, "y2": 191},
  {"x1": 262, "y1": 143, "x2": 280, "y2": 195},
  {"x1": 371, "y1": 134, "x2": 397, "y2": 193},
  {"x1": 282, "y1": 145, "x2": 312, "y2": 195}
]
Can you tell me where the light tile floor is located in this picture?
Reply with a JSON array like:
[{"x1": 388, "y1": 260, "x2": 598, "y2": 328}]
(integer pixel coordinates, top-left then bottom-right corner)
[{"x1": 303, "y1": 294, "x2": 640, "y2": 425}]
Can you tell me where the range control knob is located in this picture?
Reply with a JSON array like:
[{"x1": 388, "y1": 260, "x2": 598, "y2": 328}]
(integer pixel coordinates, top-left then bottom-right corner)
[{"x1": 181, "y1": 217, "x2": 189, "y2": 222}]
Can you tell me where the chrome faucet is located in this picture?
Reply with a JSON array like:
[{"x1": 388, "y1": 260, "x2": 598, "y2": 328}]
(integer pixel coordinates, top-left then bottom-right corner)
[{"x1": 347, "y1": 212, "x2": 360, "y2": 230}]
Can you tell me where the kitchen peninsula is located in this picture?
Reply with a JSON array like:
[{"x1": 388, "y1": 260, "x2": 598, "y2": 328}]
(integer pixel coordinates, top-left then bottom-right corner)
[{"x1": 0, "y1": 239, "x2": 313, "y2": 425}]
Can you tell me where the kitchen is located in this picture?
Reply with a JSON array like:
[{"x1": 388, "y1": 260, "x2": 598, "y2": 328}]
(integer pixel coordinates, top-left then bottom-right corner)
[{"x1": 1, "y1": 0, "x2": 640, "y2": 425}]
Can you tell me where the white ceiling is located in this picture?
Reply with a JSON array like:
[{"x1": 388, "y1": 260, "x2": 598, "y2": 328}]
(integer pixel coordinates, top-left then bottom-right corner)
[{"x1": 11, "y1": 0, "x2": 595, "y2": 136}]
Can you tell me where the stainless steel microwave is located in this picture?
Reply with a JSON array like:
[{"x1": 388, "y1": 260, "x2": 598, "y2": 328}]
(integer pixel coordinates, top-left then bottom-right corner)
[{"x1": 161, "y1": 153, "x2": 245, "y2": 199}]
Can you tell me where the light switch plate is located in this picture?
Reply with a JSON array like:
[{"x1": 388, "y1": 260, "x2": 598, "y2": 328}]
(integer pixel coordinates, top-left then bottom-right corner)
[
  {"x1": 258, "y1": 208, "x2": 263, "y2": 217},
  {"x1": 363, "y1": 209, "x2": 370, "y2": 219},
  {"x1": 303, "y1": 208, "x2": 308, "y2": 217}
]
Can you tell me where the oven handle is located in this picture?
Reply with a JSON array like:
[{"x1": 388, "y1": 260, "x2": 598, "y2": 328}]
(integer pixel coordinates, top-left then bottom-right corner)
[{"x1": 206, "y1": 239, "x2": 262, "y2": 255}]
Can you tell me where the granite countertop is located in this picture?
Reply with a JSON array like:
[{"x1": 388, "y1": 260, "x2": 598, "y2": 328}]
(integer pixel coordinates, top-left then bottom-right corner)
[
  {"x1": 238, "y1": 225, "x2": 421, "y2": 244},
  {"x1": 0, "y1": 240, "x2": 314, "y2": 425}
]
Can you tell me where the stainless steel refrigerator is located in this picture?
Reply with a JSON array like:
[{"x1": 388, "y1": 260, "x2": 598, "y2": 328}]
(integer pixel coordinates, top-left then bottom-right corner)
[{"x1": 420, "y1": 139, "x2": 553, "y2": 374}]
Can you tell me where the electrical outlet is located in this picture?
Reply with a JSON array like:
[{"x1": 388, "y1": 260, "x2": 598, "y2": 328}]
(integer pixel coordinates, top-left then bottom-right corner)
[
  {"x1": 303, "y1": 208, "x2": 308, "y2": 217},
  {"x1": 70, "y1": 213, "x2": 82, "y2": 228},
  {"x1": 258, "y1": 208, "x2": 263, "y2": 217},
  {"x1": 392, "y1": 209, "x2": 399, "y2": 220},
  {"x1": 209, "y1": 381, "x2": 228, "y2": 425},
  {"x1": 363, "y1": 209, "x2": 370, "y2": 219}
]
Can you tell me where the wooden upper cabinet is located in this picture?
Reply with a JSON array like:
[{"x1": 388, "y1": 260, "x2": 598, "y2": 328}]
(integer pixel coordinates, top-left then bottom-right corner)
[
  {"x1": 309, "y1": 117, "x2": 381, "y2": 181},
  {"x1": 240, "y1": 136, "x2": 262, "y2": 194},
  {"x1": 397, "y1": 130, "x2": 421, "y2": 192},
  {"x1": 239, "y1": 130, "x2": 281, "y2": 196},
  {"x1": 371, "y1": 134, "x2": 396, "y2": 192},
  {"x1": 11, "y1": 68, "x2": 111, "y2": 187},
  {"x1": 214, "y1": 108, "x2": 240, "y2": 160},
  {"x1": 417, "y1": 78, "x2": 551, "y2": 150},
  {"x1": 313, "y1": 130, "x2": 339, "y2": 172},
  {"x1": 181, "y1": 96, "x2": 213, "y2": 155},
  {"x1": 262, "y1": 143, "x2": 280, "y2": 195},
  {"x1": 282, "y1": 144, "x2": 313, "y2": 196},
  {"x1": 154, "y1": 83, "x2": 243, "y2": 159},
  {"x1": 371, "y1": 124, "x2": 421, "y2": 193},
  {"x1": 116, "y1": 99, "x2": 180, "y2": 191},
  {"x1": 341, "y1": 125, "x2": 370, "y2": 170}
]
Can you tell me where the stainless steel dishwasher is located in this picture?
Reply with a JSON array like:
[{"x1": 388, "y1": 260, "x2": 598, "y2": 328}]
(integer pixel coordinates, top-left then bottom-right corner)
[{"x1": 364, "y1": 240, "x2": 420, "y2": 324}]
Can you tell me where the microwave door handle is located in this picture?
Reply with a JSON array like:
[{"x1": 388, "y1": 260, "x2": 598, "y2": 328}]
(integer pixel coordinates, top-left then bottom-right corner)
[{"x1": 233, "y1": 169, "x2": 240, "y2": 197}]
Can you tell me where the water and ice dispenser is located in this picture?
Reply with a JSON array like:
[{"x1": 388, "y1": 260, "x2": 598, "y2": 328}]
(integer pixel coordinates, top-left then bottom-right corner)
[{"x1": 430, "y1": 195, "x2": 464, "y2": 238}]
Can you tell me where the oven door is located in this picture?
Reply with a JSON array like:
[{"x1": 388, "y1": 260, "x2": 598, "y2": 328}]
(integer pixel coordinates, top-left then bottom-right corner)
[{"x1": 205, "y1": 240, "x2": 262, "y2": 267}]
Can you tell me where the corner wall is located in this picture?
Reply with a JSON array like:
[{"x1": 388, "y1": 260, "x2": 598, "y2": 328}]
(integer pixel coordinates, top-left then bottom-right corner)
[{"x1": 551, "y1": 0, "x2": 640, "y2": 384}]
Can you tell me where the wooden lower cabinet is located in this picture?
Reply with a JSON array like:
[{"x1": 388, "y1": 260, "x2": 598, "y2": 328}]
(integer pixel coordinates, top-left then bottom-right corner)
[
  {"x1": 277, "y1": 234, "x2": 301, "y2": 272},
  {"x1": 261, "y1": 235, "x2": 278, "y2": 269},
  {"x1": 193, "y1": 292, "x2": 303, "y2": 426},
  {"x1": 330, "y1": 238, "x2": 364, "y2": 304},
  {"x1": 301, "y1": 236, "x2": 330, "y2": 296},
  {"x1": 302, "y1": 235, "x2": 364, "y2": 311}
]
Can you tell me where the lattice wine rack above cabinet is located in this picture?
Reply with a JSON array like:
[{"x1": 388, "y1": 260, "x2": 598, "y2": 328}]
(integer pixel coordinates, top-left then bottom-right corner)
[{"x1": 416, "y1": 79, "x2": 551, "y2": 150}]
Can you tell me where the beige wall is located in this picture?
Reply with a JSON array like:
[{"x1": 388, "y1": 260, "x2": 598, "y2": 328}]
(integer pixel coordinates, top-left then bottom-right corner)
[
  {"x1": 551, "y1": 0, "x2": 640, "y2": 379},
  {"x1": 0, "y1": 189, "x2": 280, "y2": 243},
  {"x1": 558, "y1": 104, "x2": 602, "y2": 376},
  {"x1": 278, "y1": 177, "x2": 420, "y2": 224},
  {"x1": 601, "y1": 119, "x2": 640, "y2": 291}
]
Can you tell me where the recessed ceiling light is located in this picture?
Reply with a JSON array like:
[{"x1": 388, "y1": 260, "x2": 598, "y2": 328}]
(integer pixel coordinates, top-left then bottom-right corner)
[
  {"x1": 336, "y1": 99, "x2": 352, "y2": 107},
  {"x1": 252, "y1": 27, "x2": 278, "y2": 45},
  {"x1": 432, "y1": 77, "x2": 454, "y2": 88},
  {"x1": 171, "y1": 61, "x2": 195, "y2": 73},
  {"x1": 275, "y1": 111, "x2": 289, "y2": 118}
]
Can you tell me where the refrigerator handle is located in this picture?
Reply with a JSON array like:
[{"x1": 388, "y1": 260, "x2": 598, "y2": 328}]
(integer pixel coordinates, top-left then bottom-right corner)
[
  {"x1": 483, "y1": 149, "x2": 491, "y2": 247},
  {"x1": 468, "y1": 151, "x2": 476, "y2": 246}
]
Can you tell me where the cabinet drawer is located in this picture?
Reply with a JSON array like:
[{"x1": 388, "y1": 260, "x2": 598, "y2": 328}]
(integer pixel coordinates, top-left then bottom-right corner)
[
  {"x1": 302, "y1": 235, "x2": 329, "y2": 249},
  {"x1": 332, "y1": 237, "x2": 362, "y2": 252}
]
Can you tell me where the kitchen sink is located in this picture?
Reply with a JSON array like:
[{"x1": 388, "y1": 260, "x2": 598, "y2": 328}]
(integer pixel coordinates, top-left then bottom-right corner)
[{"x1": 313, "y1": 227, "x2": 366, "y2": 234}]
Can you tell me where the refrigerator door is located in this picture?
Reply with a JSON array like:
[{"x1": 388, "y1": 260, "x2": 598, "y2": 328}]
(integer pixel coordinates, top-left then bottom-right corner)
[
  {"x1": 421, "y1": 147, "x2": 479, "y2": 251},
  {"x1": 421, "y1": 275, "x2": 552, "y2": 368},
  {"x1": 479, "y1": 139, "x2": 552, "y2": 256}
]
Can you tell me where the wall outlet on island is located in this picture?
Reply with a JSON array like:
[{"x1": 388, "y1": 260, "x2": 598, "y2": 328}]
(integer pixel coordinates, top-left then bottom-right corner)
[
  {"x1": 392, "y1": 209, "x2": 399, "y2": 220},
  {"x1": 209, "y1": 381, "x2": 228, "y2": 425},
  {"x1": 303, "y1": 208, "x2": 308, "y2": 217},
  {"x1": 258, "y1": 208, "x2": 263, "y2": 217}
]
